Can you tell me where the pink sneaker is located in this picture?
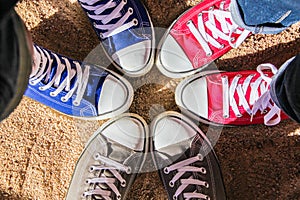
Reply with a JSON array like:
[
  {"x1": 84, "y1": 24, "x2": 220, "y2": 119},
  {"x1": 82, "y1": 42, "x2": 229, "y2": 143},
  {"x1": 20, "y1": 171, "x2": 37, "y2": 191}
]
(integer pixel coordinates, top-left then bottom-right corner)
[
  {"x1": 175, "y1": 64, "x2": 289, "y2": 126},
  {"x1": 156, "y1": 0, "x2": 250, "y2": 78}
]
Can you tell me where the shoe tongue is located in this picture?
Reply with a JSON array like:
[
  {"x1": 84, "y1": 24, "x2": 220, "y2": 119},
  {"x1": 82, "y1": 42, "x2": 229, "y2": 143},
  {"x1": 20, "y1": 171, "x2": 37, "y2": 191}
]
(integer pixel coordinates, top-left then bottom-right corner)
[
  {"x1": 185, "y1": 136, "x2": 210, "y2": 195},
  {"x1": 48, "y1": 58, "x2": 61, "y2": 84},
  {"x1": 158, "y1": 138, "x2": 193, "y2": 163},
  {"x1": 82, "y1": 65, "x2": 108, "y2": 107},
  {"x1": 108, "y1": 143, "x2": 131, "y2": 164},
  {"x1": 35, "y1": 51, "x2": 70, "y2": 87},
  {"x1": 50, "y1": 55, "x2": 77, "y2": 87}
]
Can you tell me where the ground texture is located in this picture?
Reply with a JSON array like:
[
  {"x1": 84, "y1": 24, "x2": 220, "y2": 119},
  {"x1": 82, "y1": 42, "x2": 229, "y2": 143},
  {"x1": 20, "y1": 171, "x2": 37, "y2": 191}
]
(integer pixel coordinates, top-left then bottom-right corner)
[{"x1": 0, "y1": 0, "x2": 300, "y2": 199}]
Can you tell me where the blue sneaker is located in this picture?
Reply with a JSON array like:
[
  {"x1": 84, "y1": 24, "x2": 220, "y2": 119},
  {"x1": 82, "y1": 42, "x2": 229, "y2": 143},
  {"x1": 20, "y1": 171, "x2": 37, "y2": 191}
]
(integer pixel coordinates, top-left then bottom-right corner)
[
  {"x1": 78, "y1": 0, "x2": 155, "y2": 77},
  {"x1": 24, "y1": 44, "x2": 134, "y2": 120}
]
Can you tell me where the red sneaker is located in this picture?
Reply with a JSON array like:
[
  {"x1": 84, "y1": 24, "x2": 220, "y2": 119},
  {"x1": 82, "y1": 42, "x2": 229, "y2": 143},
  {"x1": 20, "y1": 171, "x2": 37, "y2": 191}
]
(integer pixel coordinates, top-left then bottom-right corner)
[
  {"x1": 156, "y1": 0, "x2": 250, "y2": 78},
  {"x1": 175, "y1": 64, "x2": 289, "y2": 126}
]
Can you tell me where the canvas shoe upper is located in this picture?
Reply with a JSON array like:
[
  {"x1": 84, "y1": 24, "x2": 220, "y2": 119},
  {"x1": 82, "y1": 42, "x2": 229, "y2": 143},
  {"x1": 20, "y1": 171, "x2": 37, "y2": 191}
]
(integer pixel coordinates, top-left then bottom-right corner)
[
  {"x1": 151, "y1": 111, "x2": 226, "y2": 200},
  {"x1": 175, "y1": 64, "x2": 289, "y2": 126},
  {"x1": 24, "y1": 44, "x2": 133, "y2": 120},
  {"x1": 66, "y1": 113, "x2": 149, "y2": 200},
  {"x1": 78, "y1": 0, "x2": 155, "y2": 77},
  {"x1": 156, "y1": 0, "x2": 250, "y2": 78}
]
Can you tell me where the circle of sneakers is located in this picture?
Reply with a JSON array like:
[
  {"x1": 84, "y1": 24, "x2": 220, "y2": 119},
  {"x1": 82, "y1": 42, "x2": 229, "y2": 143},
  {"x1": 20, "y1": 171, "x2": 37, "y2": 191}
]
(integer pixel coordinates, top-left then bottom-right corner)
[{"x1": 24, "y1": 0, "x2": 289, "y2": 199}]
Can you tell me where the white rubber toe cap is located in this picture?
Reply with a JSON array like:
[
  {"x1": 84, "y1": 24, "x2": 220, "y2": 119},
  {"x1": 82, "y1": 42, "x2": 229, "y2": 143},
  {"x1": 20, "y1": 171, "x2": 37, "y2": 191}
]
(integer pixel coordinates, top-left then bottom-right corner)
[
  {"x1": 101, "y1": 114, "x2": 147, "y2": 151},
  {"x1": 176, "y1": 75, "x2": 208, "y2": 119},
  {"x1": 157, "y1": 34, "x2": 193, "y2": 78},
  {"x1": 151, "y1": 112, "x2": 197, "y2": 156},
  {"x1": 98, "y1": 74, "x2": 133, "y2": 117},
  {"x1": 112, "y1": 40, "x2": 153, "y2": 76}
]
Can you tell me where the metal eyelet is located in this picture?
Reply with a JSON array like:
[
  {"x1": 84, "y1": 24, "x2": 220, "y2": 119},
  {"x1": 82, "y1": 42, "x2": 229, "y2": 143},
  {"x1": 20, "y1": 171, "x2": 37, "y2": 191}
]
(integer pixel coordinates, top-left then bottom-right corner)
[
  {"x1": 99, "y1": 32, "x2": 105, "y2": 39},
  {"x1": 169, "y1": 181, "x2": 174, "y2": 187},
  {"x1": 200, "y1": 167, "x2": 207, "y2": 174},
  {"x1": 186, "y1": 20, "x2": 192, "y2": 26},
  {"x1": 128, "y1": 7, "x2": 133, "y2": 14},
  {"x1": 61, "y1": 97, "x2": 68, "y2": 102},
  {"x1": 164, "y1": 167, "x2": 170, "y2": 174},
  {"x1": 204, "y1": 182, "x2": 210, "y2": 188},
  {"x1": 197, "y1": 154, "x2": 204, "y2": 161},
  {"x1": 94, "y1": 153, "x2": 100, "y2": 160},
  {"x1": 121, "y1": 180, "x2": 126, "y2": 187},
  {"x1": 50, "y1": 92, "x2": 56, "y2": 97},
  {"x1": 89, "y1": 166, "x2": 94, "y2": 172},
  {"x1": 73, "y1": 101, "x2": 80, "y2": 106},
  {"x1": 126, "y1": 166, "x2": 132, "y2": 174},
  {"x1": 132, "y1": 18, "x2": 138, "y2": 26},
  {"x1": 206, "y1": 52, "x2": 213, "y2": 57},
  {"x1": 81, "y1": 192, "x2": 87, "y2": 198}
]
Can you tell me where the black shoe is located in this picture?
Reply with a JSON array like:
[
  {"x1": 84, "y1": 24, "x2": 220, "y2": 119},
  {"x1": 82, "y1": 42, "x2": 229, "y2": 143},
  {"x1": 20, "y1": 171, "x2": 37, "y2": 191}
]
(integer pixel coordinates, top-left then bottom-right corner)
[
  {"x1": 151, "y1": 111, "x2": 226, "y2": 200},
  {"x1": 0, "y1": 7, "x2": 32, "y2": 121}
]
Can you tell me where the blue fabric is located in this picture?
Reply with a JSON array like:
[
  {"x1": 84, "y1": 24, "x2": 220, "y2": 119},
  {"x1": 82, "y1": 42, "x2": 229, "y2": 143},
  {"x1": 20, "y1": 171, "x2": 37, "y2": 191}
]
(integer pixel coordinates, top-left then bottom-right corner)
[
  {"x1": 79, "y1": 0, "x2": 153, "y2": 56},
  {"x1": 24, "y1": 45, "x2": 109, "y2": 118},
  {"x1": 230, "y1": 0, "x2": 300, "y2": 34}
]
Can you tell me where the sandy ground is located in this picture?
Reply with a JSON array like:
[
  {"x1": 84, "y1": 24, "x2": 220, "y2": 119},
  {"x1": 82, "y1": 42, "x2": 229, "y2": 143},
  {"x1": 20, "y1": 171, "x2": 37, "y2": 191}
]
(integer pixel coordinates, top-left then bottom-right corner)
[{"x1": 0, "y1": 0, "x2": 300, "y2": 199}]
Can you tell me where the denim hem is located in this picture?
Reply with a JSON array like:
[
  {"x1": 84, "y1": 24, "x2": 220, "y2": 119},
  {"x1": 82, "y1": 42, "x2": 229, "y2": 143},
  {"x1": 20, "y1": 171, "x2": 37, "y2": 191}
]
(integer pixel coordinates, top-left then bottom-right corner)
[{"x1": 229, "y1": 0, "x2": 287, "y2": 34}]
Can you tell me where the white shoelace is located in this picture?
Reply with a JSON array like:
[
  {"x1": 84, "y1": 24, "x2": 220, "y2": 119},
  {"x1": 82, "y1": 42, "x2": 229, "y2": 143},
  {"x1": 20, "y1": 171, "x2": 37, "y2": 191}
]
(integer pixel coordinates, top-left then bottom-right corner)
[
  {"x1": 186, "y1": 1, "x2": 250, "y2": 56},
  {"x1": 29, "y1": 46, "x2": 90, "y2": 106},
  {"x1": 79, "y1": 0, "x2": 138, "y2": 38},
  {"x1": 163, "y1": 154, "x2": 210, "y2": 200},
  {"x1": 222, "y1": 63, "x2": 281, "y2": 126},
  {"x1": 83, "y1": 153, "x2": 131, "y2": 200}
]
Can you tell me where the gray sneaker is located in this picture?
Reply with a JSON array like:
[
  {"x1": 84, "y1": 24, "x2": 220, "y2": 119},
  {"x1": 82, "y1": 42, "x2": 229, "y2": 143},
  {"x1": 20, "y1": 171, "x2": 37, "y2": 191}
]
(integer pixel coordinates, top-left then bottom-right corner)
[
  {"x1": 66, "y1": 113, "x2": 149, "y2": 200},
  {"x1": 151, "y1": 111, "x2": 226, "y2": 200}
]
